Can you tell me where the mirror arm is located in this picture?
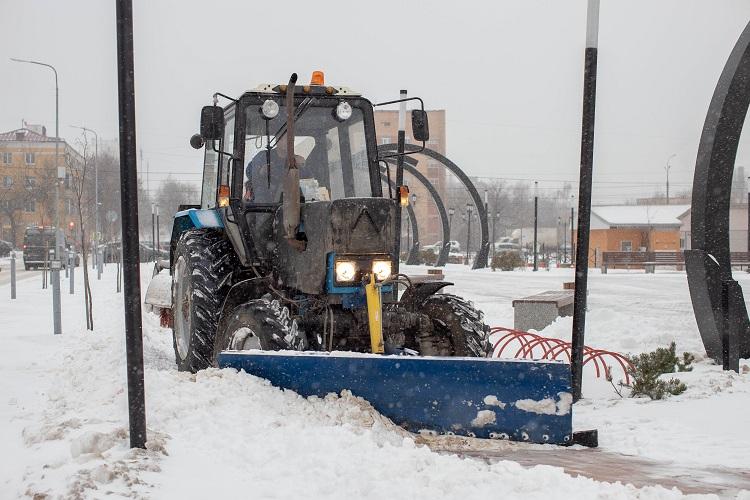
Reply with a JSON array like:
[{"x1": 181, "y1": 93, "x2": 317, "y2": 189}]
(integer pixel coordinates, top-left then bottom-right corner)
[
  {"x1": 375, "y1": 96, "x2": 427, "y2": 160},
  {"x1": 213, "y1": 92, "x2": 238, "y2": 104}
]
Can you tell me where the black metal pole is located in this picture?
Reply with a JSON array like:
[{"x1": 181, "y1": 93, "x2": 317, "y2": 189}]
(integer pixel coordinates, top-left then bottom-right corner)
[
  {"x1": 466, "y1": 210, "x2": 472, "y2": 265},
  {"x1": 116, "y1": 0, "x2": 147, "y2": 449},
  {"x1": 394, "y1": 90, "x2": 407, "y2": 270},
  {"x1": 571, "y1": 0, "x2": 599, "y2": 402},
  {"x1": 746, "y1": 188, "x2": 749, "y2": 255},
  {"x1": 151, "y1": 204, "x2": 155, "y2": 262}
]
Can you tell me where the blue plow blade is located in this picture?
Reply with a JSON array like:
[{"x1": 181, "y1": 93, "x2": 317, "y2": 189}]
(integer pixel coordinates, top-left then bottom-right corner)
[{"x1": 218, "y1": 351, "x2": 573, "y2": 445}]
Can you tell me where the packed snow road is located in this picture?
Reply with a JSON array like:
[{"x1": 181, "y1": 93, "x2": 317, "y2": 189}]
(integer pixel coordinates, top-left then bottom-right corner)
[{"x1": 1, "y1": 262, "x2": 749, "y2": 498}]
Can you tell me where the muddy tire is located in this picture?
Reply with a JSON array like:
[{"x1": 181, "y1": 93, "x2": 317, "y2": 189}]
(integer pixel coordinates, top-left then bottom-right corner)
[
  {"x1": 171, "y1": 229, "x2": 237, "y2": 372},
  {"x1": 420, "y1": 294, "x2": 491, "y2": 357},
  {"x1": 213, "y1": 296, "x2": 304, "y2": 360}
]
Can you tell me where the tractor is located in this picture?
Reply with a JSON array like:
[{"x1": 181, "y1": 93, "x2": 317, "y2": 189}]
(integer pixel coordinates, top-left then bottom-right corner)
[
  {"x1": 147, "y1": 72, "x2": 490, "y2": 373},
  {"x1": 145, "y1": 73, "x2": 580, "y2": 445}
]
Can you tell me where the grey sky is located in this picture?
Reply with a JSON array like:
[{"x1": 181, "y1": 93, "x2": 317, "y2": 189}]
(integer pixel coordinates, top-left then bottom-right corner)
[{"x1": 2, "y1": 0, "x2": 749, "y2": 203}]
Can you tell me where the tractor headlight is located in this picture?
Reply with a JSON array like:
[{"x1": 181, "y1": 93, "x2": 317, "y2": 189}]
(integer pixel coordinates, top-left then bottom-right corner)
[
  {"x1": 262, "y1": 99, "x2": 279, "y2": 119},
  {"x1": 335, "y1": 101, "x2": 352, "y2": 121},
  {"x1": 334, "y1": 260, "x2": 357, "y2": 282},
  {"x1": 372, "y1": 260, "x2": 392, "y2": 282}
]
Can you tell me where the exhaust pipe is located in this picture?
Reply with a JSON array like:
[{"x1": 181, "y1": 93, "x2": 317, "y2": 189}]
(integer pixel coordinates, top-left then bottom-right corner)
[{"x1": 282, "y1": 73, "x2": 303, "y2": 250}]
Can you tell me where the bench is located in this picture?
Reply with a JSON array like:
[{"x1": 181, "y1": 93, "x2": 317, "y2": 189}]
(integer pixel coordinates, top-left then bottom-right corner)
[{"x1": 512, "y1": 290, "x2": 574, "y2": 332}]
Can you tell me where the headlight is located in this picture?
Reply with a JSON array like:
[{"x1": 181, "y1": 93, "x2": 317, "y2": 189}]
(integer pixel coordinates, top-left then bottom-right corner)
[
  {"x1": 262, "y1": 99, "x2": 279, "y2": 119},
  {"x1": 334, "y1": 260, "x2": 357, "y2": 282},
  {"x1": 372, "y1": 260, "x2": 392, "y2": 281},
  {"x1": 335, "y1": 101, "x2": 352, "y2": 121}
]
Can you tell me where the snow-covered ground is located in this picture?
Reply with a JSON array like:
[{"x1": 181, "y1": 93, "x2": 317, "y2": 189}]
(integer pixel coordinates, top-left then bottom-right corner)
[{"x1": 1, "y1": 261, "x2": 749, "y2": 499}]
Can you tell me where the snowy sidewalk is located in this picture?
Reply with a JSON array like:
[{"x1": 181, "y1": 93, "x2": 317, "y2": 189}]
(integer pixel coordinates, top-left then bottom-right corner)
[{"x1": 1, "y1": 262, "x2": 748, "y2": 498}]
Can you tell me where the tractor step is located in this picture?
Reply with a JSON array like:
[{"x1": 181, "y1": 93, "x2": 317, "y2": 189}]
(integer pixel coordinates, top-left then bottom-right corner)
[{"x1": 218, "y1": 351, "x2": 574, "y2": 445}]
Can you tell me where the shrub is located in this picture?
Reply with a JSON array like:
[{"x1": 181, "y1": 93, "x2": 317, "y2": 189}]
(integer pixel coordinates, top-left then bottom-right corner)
[
  {"x1": 620, "y1": 342, "x2": 694, "y2": 400},
  {"x1": 491, "y1": 251, "x2": 525, "y2": 271},
  {"x1": 419, "y1": 249, "x2": 437, "y2": 265}
]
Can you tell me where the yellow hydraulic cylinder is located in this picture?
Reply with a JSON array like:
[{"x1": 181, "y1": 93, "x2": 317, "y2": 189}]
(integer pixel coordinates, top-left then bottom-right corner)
[{"x1": 365, "y1": 273, "x2": 384, "y2": 354}]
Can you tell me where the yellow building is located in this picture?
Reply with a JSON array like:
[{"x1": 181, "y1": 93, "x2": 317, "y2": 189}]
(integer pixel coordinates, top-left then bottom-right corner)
[
  {"x1": 0, "y1": 126, "x2": 82, "y2": 247},
  {"x1": 374, "y1": 110, "x2": 447, "y2": 246}
]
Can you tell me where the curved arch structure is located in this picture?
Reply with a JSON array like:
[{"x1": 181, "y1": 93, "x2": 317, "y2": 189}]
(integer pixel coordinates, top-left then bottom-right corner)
[
  {"x1": 382, "y1": 156, "x2": 452, "y2": 266},
  {"x1": 378, "y1": 144, "x2": 490, "y2": 269},
  {"x1": 687, "y1": 20, "x2": 750, "y2": 365}
]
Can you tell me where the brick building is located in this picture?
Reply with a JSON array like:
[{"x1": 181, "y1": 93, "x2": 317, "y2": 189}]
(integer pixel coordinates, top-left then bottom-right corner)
[
  {"x1": 374, "y1": 110, "x2": 447, "y2": 245},
  {"x1": 0, "y1": 126, "x2": 82, "y2": 247},
  {"x1": 586, "y1": 204, "x2": 689, "y2": 265}
]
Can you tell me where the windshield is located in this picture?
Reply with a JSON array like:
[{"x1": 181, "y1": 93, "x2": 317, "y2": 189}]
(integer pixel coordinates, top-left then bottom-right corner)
[{"x1": 243, "y1": 101, "x2": 373, "y2": 204}]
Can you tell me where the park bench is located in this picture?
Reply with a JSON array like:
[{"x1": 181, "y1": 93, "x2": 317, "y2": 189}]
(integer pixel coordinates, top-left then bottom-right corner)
[
  {"x1": 642, "y1": 251, "x2": 685, "y2": 273},
  {"x1": 512, "y1": 290, "x2": 574, "y2": 332}
]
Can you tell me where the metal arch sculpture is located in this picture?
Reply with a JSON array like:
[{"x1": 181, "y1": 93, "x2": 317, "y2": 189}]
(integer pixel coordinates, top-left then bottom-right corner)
[
  {"x1": 687, "y1": 20, "x2": 750, "y2": 367},
  {"x1": 378, "y1": 144, "x2": 490, "y2": 269},
  {"x1": 382, "y1": 156, "x2": 452, "y2": 266},
  {"x1": 380, "y1": 174, "x2": 421, "y2": 264}
]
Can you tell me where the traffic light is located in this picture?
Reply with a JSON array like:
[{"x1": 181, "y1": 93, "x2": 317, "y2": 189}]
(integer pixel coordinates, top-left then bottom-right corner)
[{"x1": 68, "y1": 221, "x2": 75, "y2": 230}]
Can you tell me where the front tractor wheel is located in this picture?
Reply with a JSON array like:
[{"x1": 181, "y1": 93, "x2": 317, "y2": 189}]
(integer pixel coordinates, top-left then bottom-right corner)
[
  {"x1": 213, "y1": 297, "x2": 303, "y2": 360},
  {"x1": 171, "y1": 229, "x2": 237, "y2": 373},
  {"x1": 420, "y1": 294, "x2": 491, "y2": 357}
]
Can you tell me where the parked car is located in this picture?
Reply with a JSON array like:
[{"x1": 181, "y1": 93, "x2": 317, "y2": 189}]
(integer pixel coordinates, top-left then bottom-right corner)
[
  {"x1": 0, "y1": 239, "x2": 12, "y2": 258},
  {"x1": 424, "y1": 240, "x2": 461, "y2": 254}
]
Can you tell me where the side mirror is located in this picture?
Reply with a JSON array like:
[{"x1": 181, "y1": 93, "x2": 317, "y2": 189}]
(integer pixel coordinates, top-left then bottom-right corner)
[
  {"x1": 411, "y1": 109, "x2": 429, "y2": 142},
  {"x1": 189, "y1": 133, "x2": 205, "y2": 150},
  {"x1": 200, "y1": 105, "x2": 224, "y2": 140}
]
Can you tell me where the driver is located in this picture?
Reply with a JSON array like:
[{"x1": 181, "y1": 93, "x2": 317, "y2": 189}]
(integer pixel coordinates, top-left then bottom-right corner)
[{"x1": 244, "y1": 138, "x2": 306, "y2": 203}]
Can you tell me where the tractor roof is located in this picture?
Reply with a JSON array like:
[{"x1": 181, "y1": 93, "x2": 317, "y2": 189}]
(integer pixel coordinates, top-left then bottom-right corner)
[{"x1": 245, "y1": 83, "x2": 361, "y2": 97}]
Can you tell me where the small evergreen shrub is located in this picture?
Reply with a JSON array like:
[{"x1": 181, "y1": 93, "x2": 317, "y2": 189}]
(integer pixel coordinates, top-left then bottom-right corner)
[
  {"x1": 419, "y1": 249, "x2": 437, "y2": 265},
  {"x1": 491, "y1": 251, "x2": 525, "y2": 271},
  {"x1": 620, "y1": 342, "x2": 694, "y2": 400}
]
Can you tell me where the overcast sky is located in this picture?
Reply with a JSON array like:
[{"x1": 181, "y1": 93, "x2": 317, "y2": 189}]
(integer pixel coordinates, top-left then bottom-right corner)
[{"x1": 2, "y1": 0, "x2": 749, "y2": 204}]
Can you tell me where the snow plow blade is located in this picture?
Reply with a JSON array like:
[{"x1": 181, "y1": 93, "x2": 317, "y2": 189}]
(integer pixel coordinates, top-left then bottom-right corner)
[{"x1": 218, "y1": 351, "x2": 573, "y2": 445}]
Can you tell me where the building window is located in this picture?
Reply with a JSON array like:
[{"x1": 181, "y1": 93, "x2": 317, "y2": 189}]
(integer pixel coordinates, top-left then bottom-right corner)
[
  {"x1": 25, "y1": 176, "x2": 36, "y2": 189},
  {"x1": 621, "y1": 240, "x2": 632, "y2": 252},
  {"x1": 66, "y1": 198, "x2": 75, "y2": 215},
  {"x1": 382, "y1": 122, "x2": 391, "y2": 127},
  {"x1": 2, "y1": 152, "x2": 11, "y2": 164},
  {"x1": 2, "y1": 176, "x2": 12, "y2": 188},
  {"x1": 24, "y1": 199, "x2": 35, "y2": 213},
  {"x1": 25, "y1": 152, "x2": 35, "y2": 165},
  {"x1": 381, "y1": 137, "x2": 391, "y2": 145}
]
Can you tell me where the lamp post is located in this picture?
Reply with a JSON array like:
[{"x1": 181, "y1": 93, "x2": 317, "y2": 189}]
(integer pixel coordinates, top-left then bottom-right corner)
[
  {"x1": 533, "y1": 181, "x2": 539, "y2": 272},
  {"x1": 491, "y1": 210, "x2": 499, "y2": 259},
  {"x1": 410, "y1": 193, "x2": 417, "y2": 253},
  {"x1": 12, "y1": 56, "x2": 62, "y2": 336},
  {"x1": 570, "y1": 195, "x2": 575, "y2": 265},
  {"x1": 448, "y1": 207, "x2": 455, "y2": 240},
  {"x1": 71, "y1": 125, "x2": 100, "y2": 278},
  {"x1": 665, "y1": 153, "x2": 676, "y2": 205},
  {"x1": 465, "y1": 203, "x2": 473, "y2": 265},
  {"x1": 557, "y1": 216, "x2": 562, "y2": 266}
]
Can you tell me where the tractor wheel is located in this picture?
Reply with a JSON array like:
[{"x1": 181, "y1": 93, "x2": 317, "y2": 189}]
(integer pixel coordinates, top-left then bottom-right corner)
[
  {"x1": 213, "y1": 296, "x2": 303, "y2": 359},
  {"x1": 171, "y1": 228, "x2": 238, "y2": 373},
  {"x1": 420, "y1": 294, "x2": 491, "y2": 357}
]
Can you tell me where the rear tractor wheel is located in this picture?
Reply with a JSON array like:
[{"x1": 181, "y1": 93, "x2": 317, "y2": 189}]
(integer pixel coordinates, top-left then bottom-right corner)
[{"x1": 419, "y1": 294, "x2": 491, "y2": 357}]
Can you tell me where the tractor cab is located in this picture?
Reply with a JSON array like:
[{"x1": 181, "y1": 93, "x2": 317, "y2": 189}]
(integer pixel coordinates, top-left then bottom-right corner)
[{"x1": 190, "y1": 72, "x2": 429, "y2": 296}]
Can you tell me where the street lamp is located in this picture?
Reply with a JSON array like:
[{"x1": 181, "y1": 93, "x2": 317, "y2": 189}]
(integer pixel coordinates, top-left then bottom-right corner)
[
  {"x1": 666, "y1": 153, "x2": 676, "y2": 205},
  {"x1": 465, "y1": 203, "x2": 473, "y2": 265},
  {"x1": 533, "y1": 181, "x2": 538, "y2": 272},
  {"x1": 71, "y1": 125, "x2": 100, "y2": 278},
  {"x1": 12, "y1": 56, "x2": 62, "y2": 336},
  {"x1": 448, "y1": 207, "x2": 455, "y2": 241}
]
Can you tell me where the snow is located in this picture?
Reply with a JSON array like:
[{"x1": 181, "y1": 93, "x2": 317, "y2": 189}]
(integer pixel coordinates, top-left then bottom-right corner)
[
  {"x1": 591, "y1": 205, "x2": 690, "y2": 227},
  {"x1": 1, "y1": 261, "x2": 749, "y2": 498}
]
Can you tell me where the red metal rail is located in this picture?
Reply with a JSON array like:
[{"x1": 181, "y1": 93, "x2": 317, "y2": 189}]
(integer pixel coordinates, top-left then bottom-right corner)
[{"x1": 489, "y1": 327, "x2": 633, "y2": 384}]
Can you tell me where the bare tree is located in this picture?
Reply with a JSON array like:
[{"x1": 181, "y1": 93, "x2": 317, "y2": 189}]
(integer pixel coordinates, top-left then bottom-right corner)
[
  {"x1": 0, "y1": 171, "x2": 28, "y2": 246},
  {"x1": 66, "y1": 134, "x2": 95, "y2": 330}
]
